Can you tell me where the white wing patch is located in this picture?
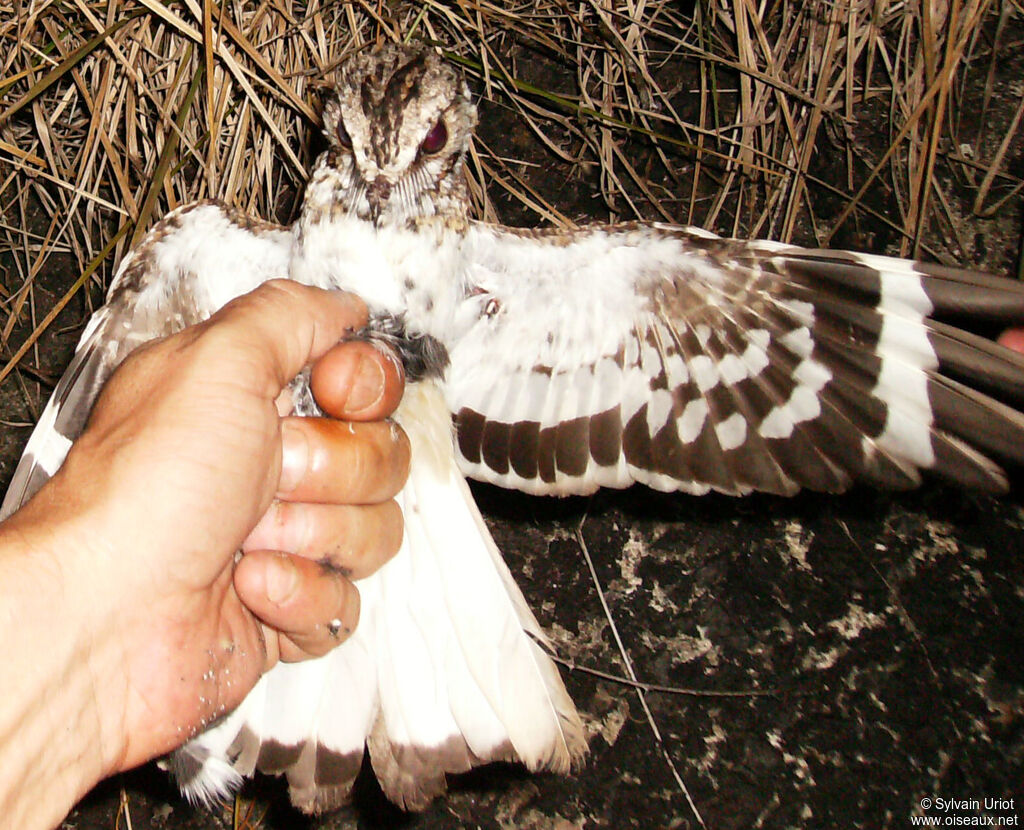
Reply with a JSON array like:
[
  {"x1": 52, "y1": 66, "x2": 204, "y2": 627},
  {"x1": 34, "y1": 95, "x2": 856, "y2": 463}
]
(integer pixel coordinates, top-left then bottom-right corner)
[
  {"x1": 864, "y1": 271, "x2": 938, "y2": 469},
  {"x1": 21, "y1": 398, "x2": 73, "y2": 477}
]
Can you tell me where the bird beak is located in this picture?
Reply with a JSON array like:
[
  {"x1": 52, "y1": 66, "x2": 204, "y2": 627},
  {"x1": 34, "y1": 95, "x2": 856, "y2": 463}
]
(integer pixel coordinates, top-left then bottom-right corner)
[{"x1": 366, "y1": 179, "x2": 393, "y2": 223}]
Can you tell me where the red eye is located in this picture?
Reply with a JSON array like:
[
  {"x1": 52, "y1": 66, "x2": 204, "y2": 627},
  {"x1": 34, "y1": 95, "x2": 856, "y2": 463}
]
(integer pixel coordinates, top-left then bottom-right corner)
[
  {"x1": 420, "y1": 120, "x2": 448, "y2": 155},
  {"x1": 336, "y1": 122, "x2": 352, "y2": 148}
]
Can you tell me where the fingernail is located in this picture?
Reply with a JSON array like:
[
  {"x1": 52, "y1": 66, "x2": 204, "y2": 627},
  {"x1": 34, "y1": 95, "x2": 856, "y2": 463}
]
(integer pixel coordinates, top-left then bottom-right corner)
[
  {"x1": 266, "y1": 554, "x2": 299, "y2": 605},
  {"x1": 279, "y1": 423, "x2": 308, "y2": 494},
  {"x1": 344, "y1": 354, "x2": 385, "y2": 414}
]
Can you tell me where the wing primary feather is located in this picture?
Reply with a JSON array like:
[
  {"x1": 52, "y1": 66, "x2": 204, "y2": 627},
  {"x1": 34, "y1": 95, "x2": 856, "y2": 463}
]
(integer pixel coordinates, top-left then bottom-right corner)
[
  {"x1": 779, "y1": 251, "x2": 1024, "y2": 322},
  {"x1": 926, "y1": 321, "x2": 1024, "y2": 405},
  {"x1": 447, "y1": 224, "x2": 1024, "y2": 497},
  {"x1": 0, "y1": 309, "x2": 116, "y2": 519},
  {"x1": 926, "y1": 375, "x2": 1024, "y2": 470}
]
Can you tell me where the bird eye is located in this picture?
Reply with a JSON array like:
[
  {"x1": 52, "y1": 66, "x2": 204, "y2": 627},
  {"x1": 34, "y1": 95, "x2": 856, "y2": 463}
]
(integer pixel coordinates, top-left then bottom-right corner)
[
  {"x1": 420, "y1": 119, "x2": 448, "y2": 155},
  {"x1": 336, "y1": 121, "x2": 353, "y2": 149}
]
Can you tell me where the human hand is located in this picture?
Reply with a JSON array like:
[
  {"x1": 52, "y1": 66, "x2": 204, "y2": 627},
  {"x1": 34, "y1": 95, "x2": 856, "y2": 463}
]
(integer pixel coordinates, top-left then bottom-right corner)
[
  {"x1": 0, "y1": 281, "x2": 408, "y2": 806},
  {"x1": 998, "y1": 326, "x2": 1024, "y2": 354}
]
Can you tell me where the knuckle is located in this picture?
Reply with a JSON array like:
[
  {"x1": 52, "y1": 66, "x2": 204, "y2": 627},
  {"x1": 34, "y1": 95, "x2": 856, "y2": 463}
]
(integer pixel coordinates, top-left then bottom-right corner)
[{"x1": 259, "y1": 278, "x2": 307, "y2": 304}]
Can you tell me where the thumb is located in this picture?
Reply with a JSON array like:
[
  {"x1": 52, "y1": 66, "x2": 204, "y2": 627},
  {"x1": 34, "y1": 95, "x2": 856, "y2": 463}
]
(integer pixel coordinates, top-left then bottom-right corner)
[{"x1": 205, "y1": 280, "x2": 369, "y2": 397}]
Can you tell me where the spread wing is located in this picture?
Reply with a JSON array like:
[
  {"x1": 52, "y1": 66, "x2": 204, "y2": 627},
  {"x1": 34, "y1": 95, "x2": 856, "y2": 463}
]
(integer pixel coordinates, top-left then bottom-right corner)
[
  {"x1": 444, "y1": 222, "x2": 1024, "y2": 497},
  {"x1": 0, "y1": 201, "x2": 293, "y2": 519}
]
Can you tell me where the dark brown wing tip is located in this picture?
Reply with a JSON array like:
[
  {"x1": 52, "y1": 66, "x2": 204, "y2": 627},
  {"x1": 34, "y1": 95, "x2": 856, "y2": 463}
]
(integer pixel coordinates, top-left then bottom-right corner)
[
  {"x1": 287, "y1": 743, "x2": 365, "y2": 814},
  {"x1": 367, "y1": 715, "x2": 520, "y2": 812}
]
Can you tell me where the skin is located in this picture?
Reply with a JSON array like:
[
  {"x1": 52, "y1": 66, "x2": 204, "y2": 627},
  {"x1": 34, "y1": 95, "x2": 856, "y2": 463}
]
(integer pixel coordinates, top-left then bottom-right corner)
[
  {"x1": 998, "y1": 326, "x2": 1024, "y2": 354},
  {"x1": 0, "y1": 280, "x2": 409, "y2": 829}
]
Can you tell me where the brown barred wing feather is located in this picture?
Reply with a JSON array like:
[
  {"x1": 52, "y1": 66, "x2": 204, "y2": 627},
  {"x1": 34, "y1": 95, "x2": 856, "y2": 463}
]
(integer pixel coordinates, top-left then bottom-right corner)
[
  {"x1": 444, "y1": 224, "x2": 1024, "y2": 497},
  {"x1": 0, "y1": 201, "x2": 293, "y2": 521}
]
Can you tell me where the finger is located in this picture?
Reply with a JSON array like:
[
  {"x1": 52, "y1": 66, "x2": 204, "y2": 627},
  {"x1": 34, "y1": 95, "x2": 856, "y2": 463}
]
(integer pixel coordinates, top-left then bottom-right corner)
[
  {"x1": 274, "y1": 387, "x2": 295, "y2": 417},
  {"x1": 278, "y1": 417, "x2": 410, "y2": 504},
  {"x1": 234, "y1": 549, "x2": 360, "y2": 660},
  {"x1": 242, "y1": 499, "x2": 403, "y2": 579},
  {"x1": 311, "y1": 339, "x2": 405, "y2": 420},
  {"x1": 205, "y1": 281, "x2": 369, "y2": 395},
  {"x1": 998, "y1": 326, "x2": 1024, "y2": 355}
]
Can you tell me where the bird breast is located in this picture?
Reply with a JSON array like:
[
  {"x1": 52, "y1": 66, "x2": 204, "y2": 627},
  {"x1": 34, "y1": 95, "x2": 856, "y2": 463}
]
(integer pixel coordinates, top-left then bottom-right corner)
[{"x1": 290, "y1": 214, "x2": 463, "y2": 336}]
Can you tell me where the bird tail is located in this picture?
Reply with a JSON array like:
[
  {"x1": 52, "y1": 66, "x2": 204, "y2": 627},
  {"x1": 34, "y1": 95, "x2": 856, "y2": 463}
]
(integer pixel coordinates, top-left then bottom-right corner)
[
  {"x1": 172, "y1": 382, "x2": 585, "y2": 813},
  {"x1": 363, "y1": 382, "x2": 587, "y2": 809}
]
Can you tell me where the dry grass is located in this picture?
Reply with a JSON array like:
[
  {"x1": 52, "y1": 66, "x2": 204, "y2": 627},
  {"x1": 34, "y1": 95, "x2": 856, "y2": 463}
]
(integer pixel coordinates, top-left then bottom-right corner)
[
  {"x1": 1, "y1": 3, "x2": 1022, "y2": 824},
  {"x1": 0, "y1": 1, "x2": 1021, "y2": 404}
]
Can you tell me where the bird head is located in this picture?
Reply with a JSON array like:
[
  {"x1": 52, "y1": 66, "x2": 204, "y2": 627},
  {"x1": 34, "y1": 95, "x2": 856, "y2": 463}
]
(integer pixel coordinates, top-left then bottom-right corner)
[{"x1": 317, "y1": 43, "x2": 478, "y2": 228}]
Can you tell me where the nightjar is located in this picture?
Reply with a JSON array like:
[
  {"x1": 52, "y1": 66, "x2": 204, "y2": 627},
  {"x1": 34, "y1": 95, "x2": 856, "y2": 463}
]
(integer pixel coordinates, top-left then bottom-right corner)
[{"x1": 4, "y1": 41, "x2": 1024, "y2": 813}]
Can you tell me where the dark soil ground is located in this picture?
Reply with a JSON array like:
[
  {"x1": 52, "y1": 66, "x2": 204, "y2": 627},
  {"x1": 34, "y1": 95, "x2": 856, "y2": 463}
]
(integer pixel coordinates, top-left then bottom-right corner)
[{"x1": 3, "y1": 22, "x2": 1023, "y2": 830}]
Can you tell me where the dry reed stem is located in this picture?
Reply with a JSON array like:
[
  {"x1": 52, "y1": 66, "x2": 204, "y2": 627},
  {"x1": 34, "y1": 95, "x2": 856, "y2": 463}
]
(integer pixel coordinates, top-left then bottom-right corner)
[{"x1": 0, "y1": 1, "x2": 1020, "y2": 391}]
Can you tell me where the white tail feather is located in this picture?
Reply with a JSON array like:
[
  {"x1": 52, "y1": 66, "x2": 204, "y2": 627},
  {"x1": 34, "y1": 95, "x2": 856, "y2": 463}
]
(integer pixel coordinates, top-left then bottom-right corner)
[
  {"x1": 368, "y1": 383, "x2": 585, "y2": 800},
  {"x1": 174, "y1": 380, "x2": 584, "y2": 811}
]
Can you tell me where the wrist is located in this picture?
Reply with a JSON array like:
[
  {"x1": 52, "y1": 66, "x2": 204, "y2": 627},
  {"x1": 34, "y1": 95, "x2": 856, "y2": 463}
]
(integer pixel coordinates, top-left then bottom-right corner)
[{"x1": 0, "y1": 494, "x2": 130, "y2": 827}]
